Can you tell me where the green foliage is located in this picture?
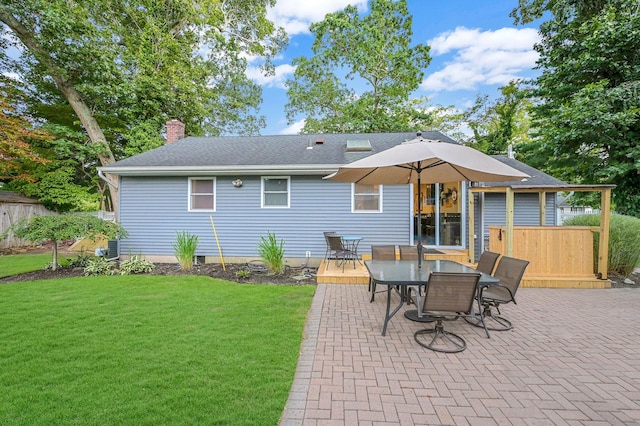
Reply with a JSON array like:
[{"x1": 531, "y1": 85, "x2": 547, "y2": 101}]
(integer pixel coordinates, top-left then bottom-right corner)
[
  {"x1": 0, "y1": 276, "x2": 314, "y2": 424},
  {"x1": 173, "y1": 231, "x2": 199, "y2": 270},
  {"x1": 4, "y1": 213, "x2": 127, "y2": 270},
  {"x1": 119, "y1": 255, "x2": 155, "y2": 275},
  {"x1": 285, "y1": 0, "x2": 433, "y2": 133},
  {"x1": 83, "y1": 257, "x2": 116, "y2": 276},
  {"x1": 68, "y1": 252, "x2": 93, "y2": 268},
  {"x1": 463, "y1": 81, "x2": 532, "y2": 154},
  {"x1": 564, "y1": 214, "x2": 640, "y2": 275},
  {"x1": 235, "y1": 269, "x2": 252, "y2": 280},
  {"x1": 512, "y1": 0, "x2": 640, "y2": 217},
  {"x1": 258, "y1": 232, "x2": 285, "y2": 275}
]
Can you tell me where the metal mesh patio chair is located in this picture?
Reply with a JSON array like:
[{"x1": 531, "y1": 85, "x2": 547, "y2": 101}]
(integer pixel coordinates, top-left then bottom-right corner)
[
  {"x1": 398, "y1": 245, "x2": 425, "y2": 313},
  {"x1": 413, "y1": 272, "x2": 482, "y2": 353},
  {"x1": 325, "y1": 235, "x2": 354, "y2": 272},
  {"x1": 398, "y1": 245, "x2": 419, "y2": 260},
  {"x1": 467, "y1": 255, "x2": 529, "y2": 331},
  {"x1": 323, "y1": 231, "x2": 337, "y2": 267},
  {"x1": 475, "y1": 250, "x2": 500, "y2": 275},
  {"x1": 369, "y1": 245, "x2": 396, "y2": 302}
]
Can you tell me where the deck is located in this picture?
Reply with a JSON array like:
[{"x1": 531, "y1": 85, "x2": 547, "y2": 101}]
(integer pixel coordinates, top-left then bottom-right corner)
[{"x1": 316, "y1": 249, "x2": 611, "y2": 288}]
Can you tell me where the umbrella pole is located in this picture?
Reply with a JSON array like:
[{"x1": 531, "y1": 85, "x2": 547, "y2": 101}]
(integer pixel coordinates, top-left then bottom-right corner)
[{"x1": 417, "y1": 177, "x2": 423, "y2": 268}]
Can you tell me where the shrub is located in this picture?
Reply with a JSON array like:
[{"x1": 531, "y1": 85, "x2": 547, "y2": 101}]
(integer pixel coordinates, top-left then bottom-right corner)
[
  {"x1": 258, "y1": 232, "x2": 285, "y2": 275},
  {"x1": 68, "y1": 252, "x2": 93, "y2": 268},
  {"x1": 119, "y1": 255, "x2": 155, "y2": 275},
  {"x1": 173, "y1": 231, "x2": 199, "y2": 270},
  {"x1": 84, "y1": 257, "x2": 116, "y2": 276},
  {"x1": 564, "y1": 213, "x2": 640, "y2": 275}
]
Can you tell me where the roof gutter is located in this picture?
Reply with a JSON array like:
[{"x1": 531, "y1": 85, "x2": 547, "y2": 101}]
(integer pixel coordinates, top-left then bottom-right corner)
[
  {"x1": 98, "y1": 169, "x2": 119, "y2": 189},
  {"x1": 97, "y1": 164, "x2": 342, "y2": 177}
]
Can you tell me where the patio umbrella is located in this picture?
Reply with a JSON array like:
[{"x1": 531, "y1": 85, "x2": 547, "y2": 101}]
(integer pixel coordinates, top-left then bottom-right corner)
[{"x1": 325, "y1": 137, "x2": 530, "y2": 266}]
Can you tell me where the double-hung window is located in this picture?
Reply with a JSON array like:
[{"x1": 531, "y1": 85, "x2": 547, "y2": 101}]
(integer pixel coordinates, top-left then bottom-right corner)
[
  {"x1": 262, "y1": 177, "x2": 290, "y2": 208},
  {"x1": 189, "y1": 178, "x2": 215, "y2": 211},
  {"x1": 353, "y1": 183, "x2": 381, "y2": 212}
]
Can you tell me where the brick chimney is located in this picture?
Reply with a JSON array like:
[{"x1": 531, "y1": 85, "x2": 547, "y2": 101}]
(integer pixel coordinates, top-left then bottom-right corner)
[{"x1": 166, "y1": 119, "x2": 185, "y2": 144}]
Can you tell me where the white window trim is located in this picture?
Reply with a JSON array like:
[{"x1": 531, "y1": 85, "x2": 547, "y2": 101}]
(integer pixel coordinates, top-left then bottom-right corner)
[
  {"x1": 351, "y1": 183, "x2": 383, "y2": 213},
  {"x1": 261, "y1": 176, "x2": 290, "y2": 208},
  {"x1": 188, "y1": 177, "x2": 216, "y2": 212}
]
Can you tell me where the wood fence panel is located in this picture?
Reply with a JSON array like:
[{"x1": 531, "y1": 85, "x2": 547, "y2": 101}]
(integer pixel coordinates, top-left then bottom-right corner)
[{"x1": 489, "y1": 226, "x2": 594, "y2": 277}]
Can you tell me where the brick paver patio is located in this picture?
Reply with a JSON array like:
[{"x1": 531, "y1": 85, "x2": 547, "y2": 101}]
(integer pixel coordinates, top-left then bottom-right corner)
[{"x1": 280, "y1": 284, "x2": 640, "y2": 425}]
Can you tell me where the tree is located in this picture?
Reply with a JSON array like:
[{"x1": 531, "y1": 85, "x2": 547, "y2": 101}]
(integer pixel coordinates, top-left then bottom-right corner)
[
  {"x1": 512, "y1": 0, "x2": 640, "y2": 216},
  {"x1": 0, "y1": 78, "x2": 51, "y2": 180},
  {"x1": 463, "y1": 81, "x2": 532, "y2": 155},
  {"x1": 4, "y1": 214, "x2": 127, "y2": 270},
  {"x1": 285, "y1": 0, "x2": 432, "y2": 133},
  {"x1": 0, "y1": 0, "x2": 286, "y2": 212}
]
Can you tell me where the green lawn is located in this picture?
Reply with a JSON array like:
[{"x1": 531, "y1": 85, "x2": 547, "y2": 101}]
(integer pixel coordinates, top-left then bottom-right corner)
[
  {"x1": 0, "y1": 253, "x2": 70, "y2": 277},
  {"x1": 0, "y1": 265, "x2": 315, "y2": 425}
]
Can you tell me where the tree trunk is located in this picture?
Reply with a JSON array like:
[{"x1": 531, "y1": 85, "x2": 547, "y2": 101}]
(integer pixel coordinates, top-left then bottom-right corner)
[{"x1": 51, "y1": 241, "x2": 58, "y2": 272}]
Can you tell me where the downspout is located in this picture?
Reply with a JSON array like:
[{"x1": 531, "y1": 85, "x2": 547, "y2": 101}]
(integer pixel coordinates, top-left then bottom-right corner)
[
  {"x1": 98, "y1": 169, "x2": 118, "y2": 190},
  {"x1": 98, "y1": 169, "x2": 120, "y2": 261}
]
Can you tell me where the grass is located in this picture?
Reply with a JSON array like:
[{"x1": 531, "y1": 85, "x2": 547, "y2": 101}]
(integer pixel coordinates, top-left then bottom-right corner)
[
  {"x1": 0, "y1": 260, "x2": 315, "y2": 425},
  {"x1": 0, "y1": 253, "x2": 71, "y2": 278}
]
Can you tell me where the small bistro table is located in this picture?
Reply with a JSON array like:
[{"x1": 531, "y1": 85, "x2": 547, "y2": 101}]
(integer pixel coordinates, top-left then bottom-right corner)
[
  {"x1": 341, "y1": 236, "x2": 363, "y2": 268},
  {"x1": 364, "y1": 259, "x2": 499, "y2": 336}
]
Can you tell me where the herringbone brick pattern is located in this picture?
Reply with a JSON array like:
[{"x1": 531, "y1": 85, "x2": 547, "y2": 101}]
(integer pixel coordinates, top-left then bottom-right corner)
[{"x1": 280, "y1": 285, "x2": 640, "y2": 425}]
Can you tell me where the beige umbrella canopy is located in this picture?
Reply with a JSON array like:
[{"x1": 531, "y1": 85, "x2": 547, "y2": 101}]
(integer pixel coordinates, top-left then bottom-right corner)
[
  {"x1": 325, "y1": 137, "x2": 530, "y2": 266},
  {"x1": 326, "y1": 137, "x2": 530, "y2": 185}
]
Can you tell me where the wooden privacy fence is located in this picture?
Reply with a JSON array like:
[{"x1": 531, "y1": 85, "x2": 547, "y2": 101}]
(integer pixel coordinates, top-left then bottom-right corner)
[{"x1": 489, "y1": 225, "x2": 599, "y2": 281}]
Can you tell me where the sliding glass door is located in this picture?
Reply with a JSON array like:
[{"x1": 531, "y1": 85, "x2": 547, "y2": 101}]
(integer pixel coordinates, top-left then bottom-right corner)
[{"x1": 414, "y1": 182, "x2": 463, "y2": 247}]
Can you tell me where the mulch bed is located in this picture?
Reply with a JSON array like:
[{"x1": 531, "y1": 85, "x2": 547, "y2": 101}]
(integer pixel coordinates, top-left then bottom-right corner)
[{"x1": 0, "y1": 245, "x2": 317, "y2": 285}]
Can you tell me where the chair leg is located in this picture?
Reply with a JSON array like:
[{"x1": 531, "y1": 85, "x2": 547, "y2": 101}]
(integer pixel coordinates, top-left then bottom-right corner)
[
  {"x1": 465, "y1": 303, "x2": 513, "y2": 331},
  {"x1": 414, "y1": 321, "x2": 467, "y2": 353}
]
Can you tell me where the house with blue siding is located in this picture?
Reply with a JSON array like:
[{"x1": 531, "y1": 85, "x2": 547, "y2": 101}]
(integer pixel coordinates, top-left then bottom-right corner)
[{"x1": 98, "y1": 120, "x2": 566, "y2": 266}]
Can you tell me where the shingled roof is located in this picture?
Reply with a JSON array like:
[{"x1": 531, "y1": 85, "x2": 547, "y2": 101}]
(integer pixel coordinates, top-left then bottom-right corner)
[
  {"x1": 481, "y1": 155, "x2": 567, "y2": 187},
  {"x1": 100, "y1": 131, "x2": 457, "y2": 176},
  {"x1": 99, "y1": 132, "x2": 562, "y2": 187}
]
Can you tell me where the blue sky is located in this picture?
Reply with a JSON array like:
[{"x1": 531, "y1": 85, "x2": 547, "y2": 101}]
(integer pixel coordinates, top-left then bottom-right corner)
[{"x1": 255, "y1": 0, "x2": 542, "y2": 135}]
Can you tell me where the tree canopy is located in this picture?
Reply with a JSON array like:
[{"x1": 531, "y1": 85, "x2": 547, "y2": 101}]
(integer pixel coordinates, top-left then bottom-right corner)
[
  {"x1": 285, "y1": 0, "x2": 433, "y2": 134},
  {"x1": 0, "y1": 0, "x2": 286, "y2": 211},
  {"x1": 462, "y1": 81, "x2": 532, "y2": 155},
  {"x1": 512, "y1": 0, "x2": 640, "y2": 216}
]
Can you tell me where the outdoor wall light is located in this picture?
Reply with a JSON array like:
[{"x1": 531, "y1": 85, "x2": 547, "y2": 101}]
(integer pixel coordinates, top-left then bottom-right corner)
[{"x1": 232, "y1": 179, "x2": 243, "y2": 187}]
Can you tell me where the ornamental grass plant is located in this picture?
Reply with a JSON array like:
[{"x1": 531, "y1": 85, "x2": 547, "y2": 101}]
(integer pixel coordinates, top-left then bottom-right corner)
[
  {"x1": 258, "y1": 231, "x2": 285, "y2": 274},
  {"x1": 564, "y1": 213, "x2": 640, "y2": 275},
  {"x1": 173, "y1": 231, "x2": 199, "y2": 270}
]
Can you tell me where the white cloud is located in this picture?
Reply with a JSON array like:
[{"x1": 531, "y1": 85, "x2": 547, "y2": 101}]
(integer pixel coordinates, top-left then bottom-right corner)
[
  {"x1": 2, "y1": 71, "x2": 22, "y2": 82},
  {"x1": 279, "y1": 119, "x2": 305, "y2": 135},
  {"x1": 246, "y1": 63, "x2": 296, "y2": 89},
  {"x1": 268, "y1": 0, "x2": 368, "y2": 36},
  {"x1": 421, "y1": 27, "x2": 540, "y2": 92}
]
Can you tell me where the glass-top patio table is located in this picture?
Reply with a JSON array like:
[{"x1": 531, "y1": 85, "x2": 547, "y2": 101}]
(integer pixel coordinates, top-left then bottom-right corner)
[{"x1": 364, "y1": 259, "x2": 499, "y2": 336}]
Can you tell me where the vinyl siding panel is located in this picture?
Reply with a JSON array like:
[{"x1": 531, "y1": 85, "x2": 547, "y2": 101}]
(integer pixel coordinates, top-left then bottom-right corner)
[{"x1": 119, "y1": 175, "x2": 413, "y2": 258}]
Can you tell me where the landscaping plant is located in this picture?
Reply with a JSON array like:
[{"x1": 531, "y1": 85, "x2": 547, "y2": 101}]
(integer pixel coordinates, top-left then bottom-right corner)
[
  {"x1": 258, "y1": 231, "x2": 285, "y2": 274},
  {"x1": 564, "y1": 213, "x2": 640, "y2": 275},
  {"x1": 2, "y1": 213, "x2": 126, "y2": 271},
  {"x1": 173, "y1": 231, "x2": 199, "y2": 270},
  {"x1": 119, "y1": 255, "x2": 155, "y2": 275}
]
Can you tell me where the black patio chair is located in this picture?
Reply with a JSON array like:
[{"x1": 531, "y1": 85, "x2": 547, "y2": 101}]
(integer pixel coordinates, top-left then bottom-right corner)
[
  {"x1": 369, "y1": 245, "x2": 396, "y2": 302},
  {"x1": 413, "y1": 272, "x2": 482, "y2": 353},
  {"x1": 475, "y1": 250, "x2": 500, "y2": 275},
  {"x1": 398, "y1": 245, "x2": 425, "y2": 311},
  {"x1": 466, "y1": 255, "x2": 529, "y2": 331},
  {"x1": 323, "y1": 231, "x2": 337, "y2": 267},
  {"x1": 398, "y1": 245, "x2": 419, "y2": 260},
  {"x1": 325, "y1": 235, "x2": 353, "y2": 272}
]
